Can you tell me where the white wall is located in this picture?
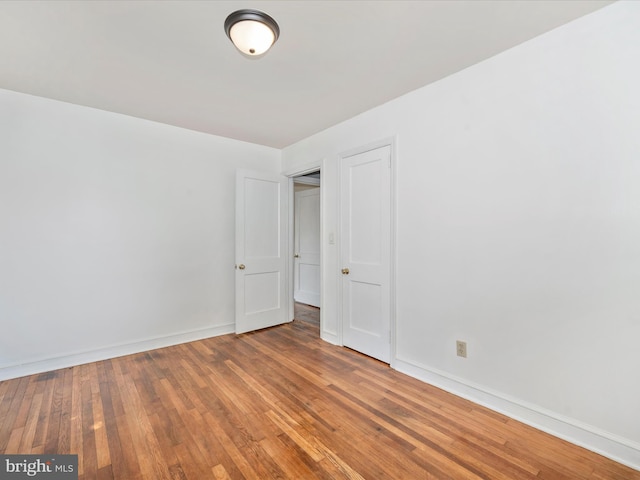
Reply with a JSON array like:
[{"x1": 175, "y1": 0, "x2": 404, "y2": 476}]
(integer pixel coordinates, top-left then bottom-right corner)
[
  {"x1": 283, "y1": 1, "x2": 640, "y2": 469},
  {"x1": 0, "y1": 89, "x2": 280, "y2": 379}
]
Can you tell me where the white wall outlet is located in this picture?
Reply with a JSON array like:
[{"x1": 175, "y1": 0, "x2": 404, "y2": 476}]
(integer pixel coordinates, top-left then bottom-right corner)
[{"x1": 456, "y1": 340, "x2": 467, "y2": 358}]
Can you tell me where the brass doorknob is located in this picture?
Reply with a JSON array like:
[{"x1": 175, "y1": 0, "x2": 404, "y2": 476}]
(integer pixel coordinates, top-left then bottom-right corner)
[
  {"x1": 341, "y1": 268, "x2": 349, "y2": 275},
  {"x1": 238, "y1": 264, "x2": 246, "y2": 270}
]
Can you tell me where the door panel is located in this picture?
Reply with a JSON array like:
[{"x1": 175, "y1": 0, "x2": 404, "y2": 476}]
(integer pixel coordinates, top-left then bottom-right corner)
[
  {"x1": 294, "y1": 187, "x2": 321, "y2": 307},
  {"x1": 348, "y1": 281, "x2": 382, "y2": 334},
  {"x1": 244, "y1": 271, "x2": 281, "y2": 314},
  {"x1": 341, "y1": 145, "x2": 391, "y2": 362},
  {"x1": 350, "y1": 159, "x2": 383, "y2": 264},
  {"x1": 236, "y1": 170, "x2": 288, "y2": 334},
  {"x1": 244, "y1": 178, "x2": 281, "y2": 258}
]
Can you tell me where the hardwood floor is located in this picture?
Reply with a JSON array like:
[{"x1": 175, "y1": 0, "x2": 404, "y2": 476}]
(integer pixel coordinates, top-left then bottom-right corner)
[
  {"x1": 294, "y1": 302, "x2": 320, "y2": 325},
  {"x1": 1, "y1": 319, "x2": 638, "y2": 479}
]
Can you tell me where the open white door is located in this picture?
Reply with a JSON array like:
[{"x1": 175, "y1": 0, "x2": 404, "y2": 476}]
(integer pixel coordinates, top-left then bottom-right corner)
[
  {"x1": 294, "y1": 187, "x2": 321, "y2": 307},
  {"x1": 341, "y1": 145, "x2": 391, "y2": 363},
  {"x1": 235, "y1": 169, "x2": 289, "y2": 334}
]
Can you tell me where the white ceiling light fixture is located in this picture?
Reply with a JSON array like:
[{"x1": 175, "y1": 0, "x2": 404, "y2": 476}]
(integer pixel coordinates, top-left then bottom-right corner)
[{"x1": 224, "y1": 9, "x2": 280, "y2": 58}]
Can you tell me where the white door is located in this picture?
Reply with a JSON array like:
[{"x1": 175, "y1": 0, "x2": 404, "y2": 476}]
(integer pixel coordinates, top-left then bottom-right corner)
[
  {"x1": 341, "y1": 145, "x2": 391, "y2": 363},
  {"x1": 294, "y1": 187, "x2": 321, "y2": 307},
  {"x1": 235, "y1": 169, "x2": 289, "y2": 334}
]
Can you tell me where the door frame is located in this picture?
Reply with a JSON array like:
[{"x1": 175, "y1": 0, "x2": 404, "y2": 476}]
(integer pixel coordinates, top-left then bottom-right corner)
[
  {"x1": 283, "y1": 137, "x2": 396, "y2": 368},
  {"x1": 283, "y1": 162, "x2": 324, "y2": 331},
  {"x1": 338, "y1": 137, "x2": 397, "y2": 367}
]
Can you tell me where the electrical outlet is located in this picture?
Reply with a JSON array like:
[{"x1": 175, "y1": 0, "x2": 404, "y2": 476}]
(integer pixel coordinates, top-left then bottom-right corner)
[{"x1": 456, "y1": 340, "x2": 467, "y2": 358}]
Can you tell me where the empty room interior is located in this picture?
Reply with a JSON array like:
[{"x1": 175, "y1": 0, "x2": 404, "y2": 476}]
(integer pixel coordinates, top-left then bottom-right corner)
[{"x1": 1, "y1": 1, "x2": 639, "y2": 478}]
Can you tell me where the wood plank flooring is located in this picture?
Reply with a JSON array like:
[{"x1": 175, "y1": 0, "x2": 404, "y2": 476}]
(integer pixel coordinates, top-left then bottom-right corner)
[
  {"x1": 1, "y1": 315, "x2": 638, "y2": 479},
  {"x1": 294, "y1": 302, "x2": 320, "y2": 325}
]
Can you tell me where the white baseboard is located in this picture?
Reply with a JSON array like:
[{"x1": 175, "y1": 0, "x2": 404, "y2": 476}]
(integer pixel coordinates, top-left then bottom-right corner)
[
  {"x1": 0, "y1": 323, "x2": 234, "y2": 381},
  {"x1": 294, "y1": 293, "x2": 321, "y2": 308},
  {"x1": 394, "y1": 357, "x2": 640, "y2": 472},
  {"x1": 320, "y1": 330, "x2": 340, "y2": 346}
]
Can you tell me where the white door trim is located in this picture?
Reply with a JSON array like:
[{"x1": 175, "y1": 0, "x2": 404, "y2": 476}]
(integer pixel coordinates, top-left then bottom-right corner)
[
  {"x1": 338, "y1": 137, "x2": 397, "y2": 367},
  {"x1": 294, "y1": 176, "x2": 321, "y2": 186}
]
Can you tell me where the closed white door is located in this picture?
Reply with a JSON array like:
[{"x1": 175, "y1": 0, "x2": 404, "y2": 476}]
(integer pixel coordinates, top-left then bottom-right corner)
[
  {"x1": 235, "y1": 169, "x2": 289, "y2": 334},
  {"x1": 341, "y1": 145, "x2": 391, "y2": 363},
  {"x1": 294, "y1": 187, "x2": 321, "y2": 307}
]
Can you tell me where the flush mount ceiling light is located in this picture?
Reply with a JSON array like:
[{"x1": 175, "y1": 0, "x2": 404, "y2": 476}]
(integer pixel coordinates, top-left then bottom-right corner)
[{"x1": 224, "y1": 9, "x2": 280, "y2": 57}]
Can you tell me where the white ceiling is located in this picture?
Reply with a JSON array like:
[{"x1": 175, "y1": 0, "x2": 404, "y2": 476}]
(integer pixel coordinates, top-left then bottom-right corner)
[{"x1": 0, "y1": 0, "x2": 613, "y2": 148}]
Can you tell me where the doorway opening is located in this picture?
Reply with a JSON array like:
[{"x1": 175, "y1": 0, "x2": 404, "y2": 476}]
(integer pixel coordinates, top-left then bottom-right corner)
[{"x1": 292, "y1": 170, "x2": 321, "y2": 331}]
